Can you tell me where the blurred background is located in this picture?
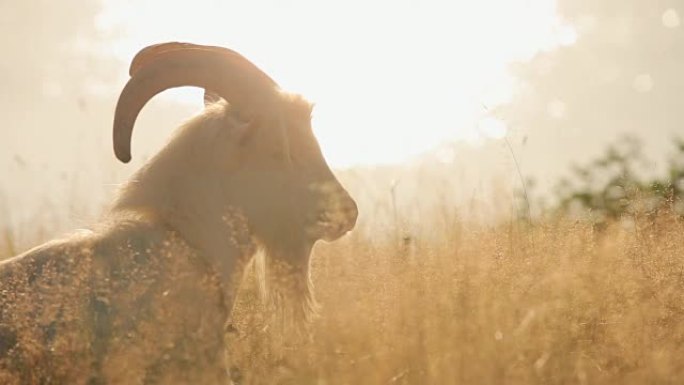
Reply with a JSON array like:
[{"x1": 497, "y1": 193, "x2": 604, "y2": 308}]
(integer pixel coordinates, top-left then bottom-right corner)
[{"x1": 1, "y1": 0, "x2": 683, "y2": 247}]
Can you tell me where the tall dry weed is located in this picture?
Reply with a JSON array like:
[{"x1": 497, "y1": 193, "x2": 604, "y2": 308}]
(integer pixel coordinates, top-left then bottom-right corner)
[
  {"x1": 2, "y1": 194, "x2": 683, "y2": 384},
  {"x1": 228, "y1": 214, "x2": 684, "y2": 384}
]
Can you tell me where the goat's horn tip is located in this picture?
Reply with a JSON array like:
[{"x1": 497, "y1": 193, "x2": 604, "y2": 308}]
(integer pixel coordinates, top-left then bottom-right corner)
[{"x1": 116, "y1": 154, "x2": 132, "y2": 164}]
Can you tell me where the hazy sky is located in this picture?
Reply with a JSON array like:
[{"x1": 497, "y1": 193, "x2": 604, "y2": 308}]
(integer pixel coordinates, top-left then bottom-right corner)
[
  {"x1": 2, "y1": 0, "x2": 575, "y2": 167},
  {"x1": 98, "y1": 0, "x2": 582, "y2": 167},
  {"x1": 1, "y1": 0, "x2": 683, "y2": 235},
  {"x1": 499, "y1": 0, "x2": 684, "y2": 188}
]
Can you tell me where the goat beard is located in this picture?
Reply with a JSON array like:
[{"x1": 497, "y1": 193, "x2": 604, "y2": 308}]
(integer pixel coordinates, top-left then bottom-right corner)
[{"x1": 255, "y1": 242, "x2": 318, "y2": 334}]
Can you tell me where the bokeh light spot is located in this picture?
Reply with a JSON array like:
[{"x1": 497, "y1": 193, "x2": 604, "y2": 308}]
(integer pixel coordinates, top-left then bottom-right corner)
[
  {"x1": 633, "y1": 73, "x2": 654, "y2": 93},
  {"x1": 662, "y1": 9, "x2": 681, "y2": 28}
]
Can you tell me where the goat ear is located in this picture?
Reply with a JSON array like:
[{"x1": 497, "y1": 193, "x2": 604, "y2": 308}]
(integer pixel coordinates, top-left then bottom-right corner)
[{"x1": 204, "y1": 90, "x2": 223, "y2": 106}]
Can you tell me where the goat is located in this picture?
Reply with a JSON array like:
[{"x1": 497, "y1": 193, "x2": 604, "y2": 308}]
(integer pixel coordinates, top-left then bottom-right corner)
[{"x1": 0, "y1": 42, "x2": 358, "y2": 384}]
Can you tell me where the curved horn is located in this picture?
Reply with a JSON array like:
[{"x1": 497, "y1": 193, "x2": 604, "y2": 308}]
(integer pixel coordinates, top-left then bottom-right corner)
[
  {"x1": 113, "y1": 43, "x2": 278, "y2": 163},
  {"x1": 129, "y1": 42, "x2": 196, "y2": 77}
]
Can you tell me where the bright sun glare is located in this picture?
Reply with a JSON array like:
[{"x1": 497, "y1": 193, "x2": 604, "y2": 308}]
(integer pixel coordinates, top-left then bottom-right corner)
[{"x1": 97, "y1": 0, "x2": 576, "y2": 168}]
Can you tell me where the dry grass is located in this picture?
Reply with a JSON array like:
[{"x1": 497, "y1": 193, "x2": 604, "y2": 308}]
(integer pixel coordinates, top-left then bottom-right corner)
[
  {"x1": 2, "y1": 210, "x2": 684, "y2": 384},
  {"x1": 228, "y1": 214, "x2": 684, "y2": 385}
]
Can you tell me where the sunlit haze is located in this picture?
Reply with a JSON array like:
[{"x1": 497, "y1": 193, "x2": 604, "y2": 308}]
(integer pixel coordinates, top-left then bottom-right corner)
[
  {"x1": 3, "y1": 0, "x2": 681, "y2": 232},
  {"x1": 4, "y1": 5, "x2": 684, "y2": 382},
  {"x1": 97, "y1": 0, "x2": 576, "y2": 167}
]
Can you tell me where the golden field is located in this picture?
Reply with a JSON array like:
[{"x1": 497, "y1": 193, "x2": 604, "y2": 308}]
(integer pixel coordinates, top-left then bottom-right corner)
[
  {"x1": 2, "y1": 193, "x2": 684, "y2": 385},
  {"x1": 224, "y1": 212, "x2": 684, "y2": 385}
]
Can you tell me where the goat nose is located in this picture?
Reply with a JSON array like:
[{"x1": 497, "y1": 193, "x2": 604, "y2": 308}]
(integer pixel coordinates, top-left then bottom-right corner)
[{"x1": 343, "y1": 196, "x2": 358, "y2": 229}]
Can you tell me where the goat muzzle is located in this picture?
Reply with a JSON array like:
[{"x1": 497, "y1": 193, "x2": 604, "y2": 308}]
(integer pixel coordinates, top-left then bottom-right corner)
[{"x1": 308, "y1": 189, "x2": 358, "y2": 242}]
